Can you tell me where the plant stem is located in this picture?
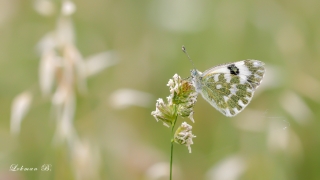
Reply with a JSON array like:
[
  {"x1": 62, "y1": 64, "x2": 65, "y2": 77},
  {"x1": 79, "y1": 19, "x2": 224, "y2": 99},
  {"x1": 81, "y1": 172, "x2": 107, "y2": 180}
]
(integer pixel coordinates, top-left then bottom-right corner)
[
  {"x1": 170, "y1": 139, "x2": 174, "y2": 180},
  {"x1": 170, "y1": 113, "x2": 178, "y2": 180}
]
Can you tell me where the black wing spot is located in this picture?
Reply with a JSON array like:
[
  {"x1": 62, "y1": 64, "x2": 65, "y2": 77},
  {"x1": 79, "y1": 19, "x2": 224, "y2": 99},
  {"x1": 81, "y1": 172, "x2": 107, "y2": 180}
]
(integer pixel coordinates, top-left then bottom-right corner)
[{"x1": 227, "y1": 64, "x2": 240, "y2": 75}]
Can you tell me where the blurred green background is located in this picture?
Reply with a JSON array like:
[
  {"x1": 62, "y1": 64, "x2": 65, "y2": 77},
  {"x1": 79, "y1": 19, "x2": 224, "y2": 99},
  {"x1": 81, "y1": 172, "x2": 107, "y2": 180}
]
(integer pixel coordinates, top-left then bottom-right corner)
[{"x1": 1, "y1": 0, "x2": 320, "y2": 180}]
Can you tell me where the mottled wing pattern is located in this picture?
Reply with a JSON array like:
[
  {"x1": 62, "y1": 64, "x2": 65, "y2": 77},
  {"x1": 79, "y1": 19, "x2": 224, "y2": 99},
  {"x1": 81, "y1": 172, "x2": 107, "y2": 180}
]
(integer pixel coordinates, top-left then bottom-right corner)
[
  {"x1": 200, "y1": 73, "x2": 254, "y2": 116},
  {"x1": 200, "y1": 60, "x2": 265, "y2": 117}
]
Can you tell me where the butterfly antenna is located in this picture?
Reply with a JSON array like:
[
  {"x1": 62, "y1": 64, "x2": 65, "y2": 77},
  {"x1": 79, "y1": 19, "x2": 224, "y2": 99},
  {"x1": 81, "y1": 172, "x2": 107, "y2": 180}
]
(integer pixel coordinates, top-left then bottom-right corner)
[{"x1": 182, "y1": 45, "x2": 195, "y2": 68}]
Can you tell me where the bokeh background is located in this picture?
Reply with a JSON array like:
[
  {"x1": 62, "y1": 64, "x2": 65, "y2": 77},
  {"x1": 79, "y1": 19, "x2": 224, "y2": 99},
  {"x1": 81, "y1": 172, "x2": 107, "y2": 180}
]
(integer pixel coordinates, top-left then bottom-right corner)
[{"x1": 1, "y1": 0, "x2": 320, "y2": 179}]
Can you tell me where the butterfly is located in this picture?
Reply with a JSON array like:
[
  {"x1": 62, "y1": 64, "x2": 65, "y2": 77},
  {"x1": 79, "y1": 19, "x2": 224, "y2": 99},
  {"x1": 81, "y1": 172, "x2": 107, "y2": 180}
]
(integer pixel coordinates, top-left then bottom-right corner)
[{"x1": 190, "y1": 60, "x2": 265, "y2": 117}]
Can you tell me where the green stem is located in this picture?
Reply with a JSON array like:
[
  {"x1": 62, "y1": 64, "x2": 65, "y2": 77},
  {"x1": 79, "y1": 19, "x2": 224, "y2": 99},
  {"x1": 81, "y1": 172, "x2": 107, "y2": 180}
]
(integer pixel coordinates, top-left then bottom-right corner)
[
  {"x1": 170, "y1": 112, "x2": 178, "y2": 180},
  {"x1": 170, "y1": 139, "x2": 174, "y2": 180}
]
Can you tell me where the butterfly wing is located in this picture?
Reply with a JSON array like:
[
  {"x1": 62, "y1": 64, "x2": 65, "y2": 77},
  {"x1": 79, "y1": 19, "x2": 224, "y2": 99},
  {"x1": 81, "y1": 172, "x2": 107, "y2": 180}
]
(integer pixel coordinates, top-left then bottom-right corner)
[
  {"x1": 202, "y1": 60, "x2": 265, "y2": 89},
  {"x1": 199, "y1": 60, "x2": 265, "y2": 117}
]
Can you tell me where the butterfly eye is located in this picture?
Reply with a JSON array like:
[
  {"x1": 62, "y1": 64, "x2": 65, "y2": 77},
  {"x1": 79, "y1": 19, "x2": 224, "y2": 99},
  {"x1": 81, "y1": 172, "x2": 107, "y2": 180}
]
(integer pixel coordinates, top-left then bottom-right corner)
[
  {"x1": 190, "y1": 69, "x2": 197, "y2": 77},
  {"x1": 190, "y1": 70, "x2": 194, "y2": 75}
]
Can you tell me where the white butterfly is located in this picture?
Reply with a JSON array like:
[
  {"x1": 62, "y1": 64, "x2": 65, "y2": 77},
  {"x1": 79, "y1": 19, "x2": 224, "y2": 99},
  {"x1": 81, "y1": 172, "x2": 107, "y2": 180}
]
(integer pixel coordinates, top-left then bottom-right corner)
[{"x1": 183, "y1": 47, "x2": 265, "y2": 117}]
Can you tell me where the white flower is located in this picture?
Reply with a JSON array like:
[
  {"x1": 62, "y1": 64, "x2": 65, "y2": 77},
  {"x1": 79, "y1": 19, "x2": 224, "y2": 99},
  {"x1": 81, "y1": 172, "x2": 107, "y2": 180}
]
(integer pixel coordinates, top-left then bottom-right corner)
[
  {"x1": 157, "y1": 98, "x2": 164, "y2": 104},
  {"x1": 167, "y1": 74, "x2": 181, "y2": 95},
  {"x1": 188, "y1": 112, "x2": 195, "y2": 123},
  {"x1": 166, "y1": 95, "x2": 173, "y2": 105},
  {"x1": 152, "y1": 74, "x2": 198, "y2": 126},
  {"x1": 174, "y1": 122, "x2": 196, "y2": 153},
  {"x1": 151, "y1": 98, "x2": 175, "y2": 127},
  {"x1": 167, "y1": 79, "x2": 174, "y2": 87}
]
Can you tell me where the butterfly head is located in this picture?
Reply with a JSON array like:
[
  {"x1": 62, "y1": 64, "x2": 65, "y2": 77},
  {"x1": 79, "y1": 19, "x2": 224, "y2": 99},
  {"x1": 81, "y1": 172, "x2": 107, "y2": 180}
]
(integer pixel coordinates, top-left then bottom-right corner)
[{"x1": 190, "y1": 69, "x2": 198, "y2": 77}]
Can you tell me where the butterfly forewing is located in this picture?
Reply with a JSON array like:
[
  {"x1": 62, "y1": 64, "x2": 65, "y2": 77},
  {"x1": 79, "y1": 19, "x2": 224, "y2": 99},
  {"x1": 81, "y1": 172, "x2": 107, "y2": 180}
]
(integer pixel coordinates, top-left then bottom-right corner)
[
  {"x1": 202, "y1": 60, "x2": 265, "y2": 89},
  {"x1": 194, "y1": 59, "x2": 265, "y2": 117}
]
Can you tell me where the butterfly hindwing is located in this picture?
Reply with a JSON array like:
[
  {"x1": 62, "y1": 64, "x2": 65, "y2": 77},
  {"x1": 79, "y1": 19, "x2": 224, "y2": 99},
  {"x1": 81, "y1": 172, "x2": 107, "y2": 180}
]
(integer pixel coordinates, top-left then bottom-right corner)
[
  {"x1": 195, "y1": 60, "x2": 265, "y2": 117},
  {"x1": 200, "y1": 73, "x2": 254, "y2": 116},
  {"x1": 240, "y1": 60, "x2": 265, "y2": 89}
]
